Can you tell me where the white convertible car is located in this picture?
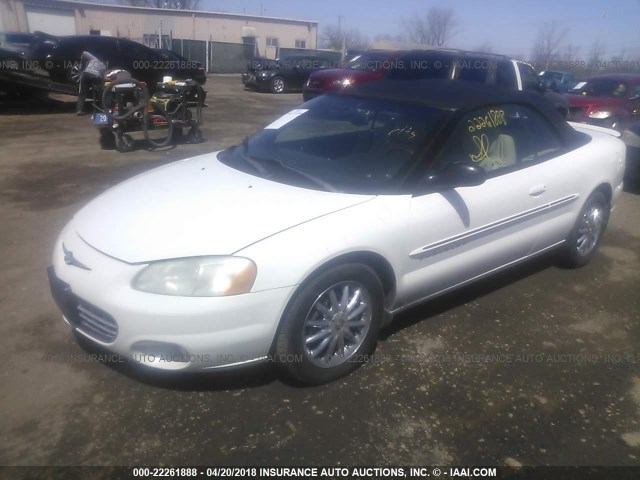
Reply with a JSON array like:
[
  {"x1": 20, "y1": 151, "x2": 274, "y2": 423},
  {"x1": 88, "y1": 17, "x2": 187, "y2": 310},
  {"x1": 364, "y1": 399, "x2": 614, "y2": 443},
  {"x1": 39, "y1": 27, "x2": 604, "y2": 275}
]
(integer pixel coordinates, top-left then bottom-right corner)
[{"x1": 48, "y1": 80, "x2": 626, "y2": 384}]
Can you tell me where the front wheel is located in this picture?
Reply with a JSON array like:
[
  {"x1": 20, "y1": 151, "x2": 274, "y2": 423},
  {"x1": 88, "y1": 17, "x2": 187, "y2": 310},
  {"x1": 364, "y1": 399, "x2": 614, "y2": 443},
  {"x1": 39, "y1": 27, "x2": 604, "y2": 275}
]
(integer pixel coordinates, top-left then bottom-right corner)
[
  {"x1": 559, "y1": 190, "x2": 610, "y2": 268},
  {"x1": 145, "y1": 110, "x2": 173, "y2": 148},
  {"x1": 270, "y1": 76, "x2": 286, "y2": 94},
  {"x1": 275, "y1": 263, "x2": 384, "y2": 384}
]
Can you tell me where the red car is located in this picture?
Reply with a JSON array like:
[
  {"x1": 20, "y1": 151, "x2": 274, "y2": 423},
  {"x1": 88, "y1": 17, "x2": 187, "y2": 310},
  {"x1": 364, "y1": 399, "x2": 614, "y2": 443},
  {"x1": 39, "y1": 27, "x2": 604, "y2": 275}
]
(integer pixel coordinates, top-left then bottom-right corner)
[
  {"x1": 566, "y1": 74, "x2": 640, "y2": 130},
  {"x1": 302, "y1": 50, "x2": 403, "y2": 101}
]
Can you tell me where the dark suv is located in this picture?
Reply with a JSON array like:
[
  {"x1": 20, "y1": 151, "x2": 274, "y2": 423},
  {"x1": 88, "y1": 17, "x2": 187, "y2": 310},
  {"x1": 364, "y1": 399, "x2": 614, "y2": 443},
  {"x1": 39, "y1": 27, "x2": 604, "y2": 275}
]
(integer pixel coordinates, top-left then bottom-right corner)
[
  {"x1": 385, "y1": 49, "x2": 569, "y2": 117},
  {"x1": 242, "y1": 55, "x2": 335, "y2": 93}
]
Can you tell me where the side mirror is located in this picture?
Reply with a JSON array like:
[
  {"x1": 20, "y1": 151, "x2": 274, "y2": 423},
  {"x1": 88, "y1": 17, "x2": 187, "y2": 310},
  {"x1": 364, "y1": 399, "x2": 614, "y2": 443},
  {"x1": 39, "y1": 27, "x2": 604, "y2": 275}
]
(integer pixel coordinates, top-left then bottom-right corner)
[{"x1": 425, "y1": 161, "x2": 486, "y2": 189}]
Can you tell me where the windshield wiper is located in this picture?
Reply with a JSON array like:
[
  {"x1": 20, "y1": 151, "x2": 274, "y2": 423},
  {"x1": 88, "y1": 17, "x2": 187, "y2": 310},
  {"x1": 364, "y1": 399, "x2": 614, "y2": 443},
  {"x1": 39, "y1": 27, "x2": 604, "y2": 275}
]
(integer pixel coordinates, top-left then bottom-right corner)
[
  {"x1": 239, "y1": 137, "x2": 269, "y2": 175},
  {"x1": 262, "y1": 158, "x2": 338, "y2": 192},
  {"x1": 238, "y1": 139, "x2": 338, "y2": 192}
]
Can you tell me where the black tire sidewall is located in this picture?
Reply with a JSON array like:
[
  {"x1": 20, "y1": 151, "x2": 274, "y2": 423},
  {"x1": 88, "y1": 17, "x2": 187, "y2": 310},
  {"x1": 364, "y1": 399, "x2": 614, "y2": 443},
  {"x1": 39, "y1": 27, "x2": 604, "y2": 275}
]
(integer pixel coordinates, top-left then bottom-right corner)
[{"x1": 275, "y1": 263, "x2": 384, "y2": 384}]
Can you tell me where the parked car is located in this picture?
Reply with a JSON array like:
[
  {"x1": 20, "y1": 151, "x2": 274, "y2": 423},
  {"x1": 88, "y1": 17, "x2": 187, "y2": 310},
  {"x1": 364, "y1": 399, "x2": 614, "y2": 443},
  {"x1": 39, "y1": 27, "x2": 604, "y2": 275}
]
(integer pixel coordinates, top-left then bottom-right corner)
[
  {"x1": 48, "y1": 80, "x2": 625, "y2": 384},
  {"x1": 566, "y1": 74, "x2": 640, "y2": 131},
  {"x1": 302, "y1": 50, "x2": 404, "y2": 101},
  {"x1": 386, "y1": 49, "x2": 570, "y2": 117},
  {"x1": 539, "y1": 70, "x2": 578, "y2": 92},
  {"x1": 152, "y1": 48, "x2": 206, "y2": 85},
  {"x1": 242, "y1": 55, "x2": 335, "y2": 93},
  {"x1": 0, "y1": 34, "x2": 206, "y2": 97}
]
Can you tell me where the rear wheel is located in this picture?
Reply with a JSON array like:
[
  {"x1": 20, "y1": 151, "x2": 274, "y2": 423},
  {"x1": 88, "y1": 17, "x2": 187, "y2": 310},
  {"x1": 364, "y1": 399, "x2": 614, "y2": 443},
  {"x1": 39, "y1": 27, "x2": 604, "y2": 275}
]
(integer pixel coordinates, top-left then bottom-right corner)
[
  {"x1": 275, "y1": 263, "x2": 384, "y2": 384},
  {"x1": 559, "y1": 191, "x2": 610, "y2": 267},
  {"x1": 270, "y1": 76, "x2": 286, "y2": 94}
]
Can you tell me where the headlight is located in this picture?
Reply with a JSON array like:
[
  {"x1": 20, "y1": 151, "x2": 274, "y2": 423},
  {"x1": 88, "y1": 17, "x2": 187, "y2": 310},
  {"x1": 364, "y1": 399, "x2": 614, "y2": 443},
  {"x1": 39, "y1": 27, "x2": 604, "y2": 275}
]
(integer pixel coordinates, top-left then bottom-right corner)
[
  {"x1": 132, "y1": 256, "x2": 257, "y2": 297},
  {"x1": 332, "y1": 78, "x2": 353, "y2": 87},
  {"x1": 589, "y1": 110, "x2": 612, "y2": 119}
]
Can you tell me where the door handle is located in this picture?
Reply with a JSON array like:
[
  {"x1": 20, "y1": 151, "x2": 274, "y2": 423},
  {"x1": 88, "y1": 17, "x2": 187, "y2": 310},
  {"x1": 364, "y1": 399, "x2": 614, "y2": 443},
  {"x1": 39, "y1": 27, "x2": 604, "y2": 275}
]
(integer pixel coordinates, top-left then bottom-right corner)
[{"x1": 529, "y1": 184, "x2": 546, "y2": 196}]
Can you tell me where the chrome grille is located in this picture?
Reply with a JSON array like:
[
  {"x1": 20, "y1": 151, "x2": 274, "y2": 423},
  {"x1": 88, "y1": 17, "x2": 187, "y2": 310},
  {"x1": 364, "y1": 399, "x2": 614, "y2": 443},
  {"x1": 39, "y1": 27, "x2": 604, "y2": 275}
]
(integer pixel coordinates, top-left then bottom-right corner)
[{"x1": 76, "y1": 300, "x2": 118, "y2": 343}]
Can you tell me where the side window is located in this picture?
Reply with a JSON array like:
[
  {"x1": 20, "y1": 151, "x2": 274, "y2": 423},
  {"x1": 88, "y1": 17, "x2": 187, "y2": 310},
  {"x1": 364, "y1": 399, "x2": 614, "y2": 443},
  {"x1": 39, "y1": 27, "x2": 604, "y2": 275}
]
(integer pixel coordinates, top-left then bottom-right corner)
[
  {"x1": 456, "y1": 57, "x2": 489, "y2": 84},
  {"x1": 518, "y1": 62, "x2": 541, "y2": 91},
  {"x1": 120, "y1": 40, "x2": 155, "y2": 64},
  {"x1": 496, "y1": 61, "x2": 517, "y2": 88},
  {"x1": 435, "y1": 104, "x2": 562, "y2": 175}
]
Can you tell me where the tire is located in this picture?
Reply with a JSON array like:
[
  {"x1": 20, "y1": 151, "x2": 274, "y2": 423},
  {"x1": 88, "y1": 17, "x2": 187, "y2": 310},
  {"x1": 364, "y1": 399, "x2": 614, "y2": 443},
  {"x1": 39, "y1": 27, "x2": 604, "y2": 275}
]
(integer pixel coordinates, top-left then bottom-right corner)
[
  {"x1": 145, "y1": 110, "x2": 173, "y2": 148},
  {"x1": 270, "y1": 76, "x2": 286, "y2": 94},
  {"x1": 275, "y1": 263, "x2": 384, "y2": 385},
  {"x1": 115, "y1": 133, "x2": 134, "y2": 153},
  {"x1": 559, "y1": 190, "x2": 610, "y2": 268}
]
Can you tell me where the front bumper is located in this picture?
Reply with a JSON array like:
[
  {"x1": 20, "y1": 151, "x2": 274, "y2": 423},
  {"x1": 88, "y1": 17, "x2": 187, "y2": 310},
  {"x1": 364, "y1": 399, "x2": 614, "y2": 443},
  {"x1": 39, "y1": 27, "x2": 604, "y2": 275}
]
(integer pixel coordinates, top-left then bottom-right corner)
[
  {"x1": 241, "y1": 72, "x2": 270, "y2": 89},
  {"x1": 48, "y1": 226, "x2": 295, "y2": 371}
]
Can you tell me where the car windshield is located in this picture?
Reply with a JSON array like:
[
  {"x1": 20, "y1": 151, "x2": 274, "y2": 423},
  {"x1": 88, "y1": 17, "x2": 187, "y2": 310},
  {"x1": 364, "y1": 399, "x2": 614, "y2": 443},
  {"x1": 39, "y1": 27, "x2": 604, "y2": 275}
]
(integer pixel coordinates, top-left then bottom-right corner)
[
  {"x1": 571, "y1": 79, "x2": 629, "y2": 98},
  {"x1": 219, "y1": 94, "x2": 444, "y2": 193},
  {"x1": 251, "y1": 58, "x2": 278, "y2": 70},
  {"x1": 541, "y1": 72, "x2": 563, "y2": 83},
  {"x1": 346, "y1": 52, "x2": 394, "y2": 71}
]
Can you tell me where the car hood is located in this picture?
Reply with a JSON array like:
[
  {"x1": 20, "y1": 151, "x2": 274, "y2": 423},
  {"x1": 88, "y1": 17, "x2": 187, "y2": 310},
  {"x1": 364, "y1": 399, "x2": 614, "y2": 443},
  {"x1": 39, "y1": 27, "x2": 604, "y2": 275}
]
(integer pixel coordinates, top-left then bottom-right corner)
[
  {"x1": 73, "y1": 152, "x2": 374, "y2": 264},
  {"x1": 566, "y1": 94, "x2": 625, "y2": 108}
]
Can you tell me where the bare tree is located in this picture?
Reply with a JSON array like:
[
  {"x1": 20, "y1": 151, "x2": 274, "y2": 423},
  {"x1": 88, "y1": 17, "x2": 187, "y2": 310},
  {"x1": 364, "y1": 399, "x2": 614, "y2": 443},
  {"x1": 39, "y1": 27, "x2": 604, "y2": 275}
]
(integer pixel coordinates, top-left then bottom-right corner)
[
  {"x1": 120, "y1": 0, "x2": 200, "y2": 9},
  {"x1": 321, "y1": 25, "x2": 370, "y2": 51},
  {"x1": 531, "y1": 21, "x2": 568, "y2": 70},
  {"x1": 561, "y1": 43, "x2": 581, "y2": 63},
  {"x1": 403, "y1": 7, "x2": 458, "y2": 46}
]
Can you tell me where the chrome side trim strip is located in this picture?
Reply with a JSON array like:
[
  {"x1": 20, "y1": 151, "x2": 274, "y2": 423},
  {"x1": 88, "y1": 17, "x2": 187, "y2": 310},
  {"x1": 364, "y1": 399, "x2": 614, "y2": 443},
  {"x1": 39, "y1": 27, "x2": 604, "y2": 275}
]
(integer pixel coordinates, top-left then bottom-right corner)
[
  {"x1": 393, "y1": 239, "x2": 566, "y2": 315},
  {"x1": 409, "y1": 194, "x2": 578, "y2": 259}
]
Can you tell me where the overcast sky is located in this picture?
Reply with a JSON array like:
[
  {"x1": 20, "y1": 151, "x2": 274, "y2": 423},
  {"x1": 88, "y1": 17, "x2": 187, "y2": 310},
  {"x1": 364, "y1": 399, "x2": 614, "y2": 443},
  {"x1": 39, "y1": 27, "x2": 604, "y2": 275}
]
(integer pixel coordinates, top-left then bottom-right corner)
[{"x1": 198, "y1": 0, "x2": 640, "y2": 59}]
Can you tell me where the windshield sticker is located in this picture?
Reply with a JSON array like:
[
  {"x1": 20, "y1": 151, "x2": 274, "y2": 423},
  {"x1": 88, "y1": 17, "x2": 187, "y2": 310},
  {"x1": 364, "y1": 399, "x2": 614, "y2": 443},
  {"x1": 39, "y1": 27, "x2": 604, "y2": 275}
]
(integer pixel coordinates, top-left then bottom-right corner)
[
  {"x1": 470, "y1": 134, "x2": 490, "y2": 162},
  {"x1": 467, "y1": 110, "x2": 507, "y2": 133},
  {"x1": 264, "y1": 109, "x2": 309, "y2": 129},
  {"x1": 573, "y1": 81, "x2": 587, "y2": 90}
]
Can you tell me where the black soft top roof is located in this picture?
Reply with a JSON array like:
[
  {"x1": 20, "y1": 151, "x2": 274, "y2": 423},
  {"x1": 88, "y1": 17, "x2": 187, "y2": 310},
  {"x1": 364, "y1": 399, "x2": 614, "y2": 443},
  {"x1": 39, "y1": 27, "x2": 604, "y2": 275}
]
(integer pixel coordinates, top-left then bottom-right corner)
[{"x1": 334, "y1": 79, "x2": 583, "y2": 146}]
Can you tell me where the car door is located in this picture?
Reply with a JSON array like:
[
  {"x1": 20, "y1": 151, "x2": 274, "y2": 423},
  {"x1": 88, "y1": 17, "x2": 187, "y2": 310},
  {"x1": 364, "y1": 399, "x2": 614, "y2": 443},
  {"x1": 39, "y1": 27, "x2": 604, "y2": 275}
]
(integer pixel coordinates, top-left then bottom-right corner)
[
  {"x1": 282, "y1": 56, "x2": 303, "y2": 89},
  {"x1": 292, "y1": 56, "x2": 319, "y2": 89},
  {"x1": 398, "y1": 103, "x2": 565, "y2": 307}
]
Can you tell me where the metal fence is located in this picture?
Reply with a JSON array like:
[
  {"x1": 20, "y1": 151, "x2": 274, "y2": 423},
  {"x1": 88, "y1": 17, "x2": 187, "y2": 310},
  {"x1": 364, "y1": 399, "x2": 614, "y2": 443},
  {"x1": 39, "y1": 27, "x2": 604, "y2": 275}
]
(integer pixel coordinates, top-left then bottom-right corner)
[
  {"x1": 128, "y1": 35, "x2": 340, "y2": 73},
  {"x1": 208, "y1": 41, "x2": 253, "y2": 74},
  {"x1": 171, "y1": 38, "x2": 207, "y2": 67}
]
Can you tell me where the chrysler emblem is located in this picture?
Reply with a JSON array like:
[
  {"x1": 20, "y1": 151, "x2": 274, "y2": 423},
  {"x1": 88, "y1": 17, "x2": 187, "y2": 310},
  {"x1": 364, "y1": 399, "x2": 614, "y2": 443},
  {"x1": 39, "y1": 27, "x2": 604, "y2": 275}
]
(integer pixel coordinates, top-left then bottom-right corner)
[{"x1": 62, "y1": 243, "x2": 91, "y2": 271}]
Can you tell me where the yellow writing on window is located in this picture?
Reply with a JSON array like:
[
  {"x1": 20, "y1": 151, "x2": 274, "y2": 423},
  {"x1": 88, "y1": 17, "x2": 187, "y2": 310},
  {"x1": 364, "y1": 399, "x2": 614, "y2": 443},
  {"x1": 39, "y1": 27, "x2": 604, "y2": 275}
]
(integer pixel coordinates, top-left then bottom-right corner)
[
  {"x1": 469, "y1": 134, "x2": 490, "y2": 162},
  {"x1": 467, "y1": 110, "x2": 507, "y2": 133}
]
